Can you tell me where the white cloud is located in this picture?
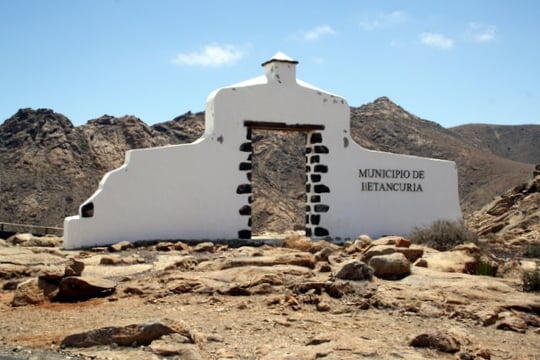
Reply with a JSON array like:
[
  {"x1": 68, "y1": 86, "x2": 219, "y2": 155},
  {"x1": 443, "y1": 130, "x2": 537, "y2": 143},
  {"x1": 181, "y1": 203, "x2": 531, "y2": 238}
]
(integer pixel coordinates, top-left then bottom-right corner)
[
  {"x1": 466, "y1": 22, "x2": 497, "y2": 43},
  {"x1": 303, "y1": 25, "x2": 336, "y2": 40},
  {"x1": 420, "y1": 32, "x2": 454, "y2": 49},
  {"x1": 171, "y1": 44, "x2": 245, "y2": 67},
  {"x1": 360, "y1": 11, "x2": 406, "y2": 31}
]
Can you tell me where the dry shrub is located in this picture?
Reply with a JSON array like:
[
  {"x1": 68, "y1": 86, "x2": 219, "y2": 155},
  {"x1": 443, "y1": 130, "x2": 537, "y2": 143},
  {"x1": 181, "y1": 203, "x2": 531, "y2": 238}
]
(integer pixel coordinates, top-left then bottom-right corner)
[
  {"x1": 408, "y1": 220, "x2": 478, "y2": 251},
  {"x1": 522, "y1": 265, "x2": 540, "y2": 292},
  {"x1": 283, "y1": 234, "x2": 313, "y2": 252}
]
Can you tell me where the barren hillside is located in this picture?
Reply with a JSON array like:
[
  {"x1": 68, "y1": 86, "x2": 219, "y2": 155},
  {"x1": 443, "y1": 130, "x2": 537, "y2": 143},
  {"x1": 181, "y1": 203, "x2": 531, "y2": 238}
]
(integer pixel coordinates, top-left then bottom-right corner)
[{"x1": 0, "y1": 99, "x2": 535, "y2": 234}]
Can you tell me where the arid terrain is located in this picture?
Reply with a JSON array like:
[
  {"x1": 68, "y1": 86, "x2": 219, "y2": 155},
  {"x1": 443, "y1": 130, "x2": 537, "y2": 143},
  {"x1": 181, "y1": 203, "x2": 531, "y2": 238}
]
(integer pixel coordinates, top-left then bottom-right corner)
[
  {"x1": 1, "y1": 228, "x2": 539, "y2": 360},
  {"x1": 0, "y1": 98, "x2": 539, "y2": 359}
]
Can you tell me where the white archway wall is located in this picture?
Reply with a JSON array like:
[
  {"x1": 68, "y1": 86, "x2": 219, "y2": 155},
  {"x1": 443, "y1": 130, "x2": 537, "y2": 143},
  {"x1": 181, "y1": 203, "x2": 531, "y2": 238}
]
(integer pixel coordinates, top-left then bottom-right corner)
[{"x1": 64, "y1": 54, "x2": 461, "y2": 249}]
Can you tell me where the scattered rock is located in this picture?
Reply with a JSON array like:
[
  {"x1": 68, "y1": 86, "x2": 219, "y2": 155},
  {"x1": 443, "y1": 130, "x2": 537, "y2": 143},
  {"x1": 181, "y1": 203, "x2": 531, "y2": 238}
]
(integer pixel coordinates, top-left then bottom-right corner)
[
  {"x1": 64, "y1": 257, "x2": 85, "y2": 276},
  {"x1": 0, "y1": 263, "x2": 29, "y2": 278},
  {"x1": 6, "y1": 233, "x2": 34, "y2": 245},
  {"x1": 192, "y1": 241, "x2": 215, "y2": 253},
  {"x1": 414, "y1": 258, "x2": 428, "y2": 267},
  {"x1": 316, "y1": 301, "x2": 331, "y2": 312},
  {"x1": 108, "y1": 241, "x2": 133, "y2": 252},
  {"x1": 61, "y1": 319, "x2": 195, "y2": 347},
  {"x1": 424, "y1": 247, "x2": 479, "y2": 274},
  {"x1": 37, "y1": 264, "x2": 65, "y2": 280},
  {"x1": 197, "y1": 252, "x2": 316, "y2": 271},
  {"x1": 150, "y1": 342, "x2": 202, "y2": 359},
  {"x1": 155, "y1": 241, "x2": 175, "y2": 251},
  {"x1": 207, "y1": 334, "x2": 224, "y2": 343},
  {"x1": 317, "y1": 262, "x2": 332, "y2": 272},
  {"x1": 174, "y1": 241, "x2": 190, "y2": 251},
  {"x1": 409, "y1": 330, "x2": 461, "y2": 353},
  {"x1": 368, "y1": 252, "x2": 410, "y2": 279},
  {"x1": 314, "y1": 246, "x2": 333, "y2": 261},
  {"x1": 372, "y1": 236, "x2": 411, "y2": 248},
  {"x1": 335, "y1": 260, "x2": 373, "y2": 281},
  {"x1": 495, "y1": 311, "x2": 528, "y2": 333},
  {"x1": 7, "y1": 233, "x2": 62, "y2": 247},
  {"x1": 11, "y1": 278, "x2": 58, "y2": 306},
  {"x1": 55, "y1": 276, "x2": 116, "y2": 301},
  {"x1": 361, "y1": 244, "x2": 396, "y2": 261},
  {"x1": 2, "y1": 280, "x2": 20, "y2": 290},
  {"x1": 100, "y1": 255, "x2": 123, "y2": 265}
]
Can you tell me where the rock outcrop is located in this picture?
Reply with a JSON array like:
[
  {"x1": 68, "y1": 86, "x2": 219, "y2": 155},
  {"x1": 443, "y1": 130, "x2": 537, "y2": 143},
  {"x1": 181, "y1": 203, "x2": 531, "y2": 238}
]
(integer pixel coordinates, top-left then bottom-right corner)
[{"x1": 466, "y1": 172, "x2": 540, "y2": 254}]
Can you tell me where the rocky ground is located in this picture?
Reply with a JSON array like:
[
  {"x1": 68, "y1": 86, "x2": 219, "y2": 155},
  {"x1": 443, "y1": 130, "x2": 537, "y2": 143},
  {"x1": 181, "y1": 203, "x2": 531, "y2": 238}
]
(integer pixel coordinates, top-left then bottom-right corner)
[{"x1": 1, "y1": 231, "x2": 539, "y2": 360}]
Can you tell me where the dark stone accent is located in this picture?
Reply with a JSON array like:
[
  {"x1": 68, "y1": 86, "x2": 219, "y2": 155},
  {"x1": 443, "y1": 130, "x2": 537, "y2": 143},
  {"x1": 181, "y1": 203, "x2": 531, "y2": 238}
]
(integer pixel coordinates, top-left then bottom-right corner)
[
  {"x1": 311, "y1": 215, "x2": 321, "y2": 225},
  {"x1": 310, "y1": 133, "x2": 323, "y2": 144},
  {"x1": 314, "y1": 145, "x2": 329, "y2": 154},
  {"x1": 248, "y1": 196, "x2": 253, "y2": 204},
  {"x1": 239, "y1": 142, "x2": 252, "y2": 152},
  {"x1": 310, "y1": 155, "x2": 320, "y2": 164},
  {"x1": 314, "y1": 184, "x2": 330, "y2": 193},
  {"x1": 314, "y1": 227, "x2": 329, "y2": 236},
  {"x1": 246, "y1": 172, "x2": 252, "y2": 181},
  {"x1": 311, "y1": 174, "x2": 321, "y2": 182},
  {"x1": 239, "y1": 205, "x2": 251, "y2": 216},
  {"x1": 314, "y1": 204, "x2": 330, "y2": 213},
  {"x1": 239, "y1": 162, "x2": 252, "y2": 171},
  {"x1": 81, "y1": 202, "x2": 94, "y2": 218},
  {"x1": 305, "y1": 205, "x2": 311, "y2": 212},
  {"x1": 306, "y1": 147, "x2": 312, "y2": 154},
  {"x1": 310, "y1": 195, "x2": 321, "y2": 203},
  {"x1": 247, "y1": 154, "x2": 252, "y2": 161},
  {"x1": 238, "y1": 230, "x2": 251, "y2": 239},
  {"x1": 248, "y1": 218, "x2": 252, "y2": 227},
  {"x1": 236, "y1": 184, "x2": 252, "y2": 194},
  {"x1": 306, "y1": 214, "x2": 310, "y2": 224},
  {"x1": 314, "y1": 165, "x2": 328, "y2": 173},
  {"x1": 305, "y1": 228, "x2": 312, "y2": 237},
  {"x1": 306, "y1": 184, "x2": 311, "y2": 193},
  {"x1": 246, "y1": 128, "x2": 252, "y2": 140},
  {"x1": 306, "y1": 166, "x2": 311, "y2": 172}
]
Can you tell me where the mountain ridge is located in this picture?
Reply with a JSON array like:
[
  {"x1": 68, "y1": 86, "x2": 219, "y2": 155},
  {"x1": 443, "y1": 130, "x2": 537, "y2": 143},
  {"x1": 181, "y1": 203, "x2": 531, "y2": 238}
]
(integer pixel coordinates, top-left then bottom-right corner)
[{"x1": 0, "y1": 98, "x2": 536, "y2": 235}]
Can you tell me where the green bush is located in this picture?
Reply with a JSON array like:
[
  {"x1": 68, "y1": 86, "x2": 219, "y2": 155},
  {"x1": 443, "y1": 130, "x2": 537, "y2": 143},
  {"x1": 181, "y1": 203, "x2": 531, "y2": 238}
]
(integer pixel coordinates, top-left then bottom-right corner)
[
  {"x1": 408, "y1": 219, "x2": 478, "y2": 251},
  {"x1": 522, "y1": 265, "x2": 540, "y2": 292},
  {"x1": 524, "y1": 242, "x2": 540, "y2": 258},
  {"x1": 475, "y1": 261, "x2": 498, "y2": 277}
]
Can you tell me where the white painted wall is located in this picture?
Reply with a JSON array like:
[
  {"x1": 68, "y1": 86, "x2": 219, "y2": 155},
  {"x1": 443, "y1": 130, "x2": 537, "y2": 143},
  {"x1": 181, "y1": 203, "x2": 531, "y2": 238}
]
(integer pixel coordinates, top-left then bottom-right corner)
[{"x1": 64, "y1": 52, "x2": 461, "y2": 249}]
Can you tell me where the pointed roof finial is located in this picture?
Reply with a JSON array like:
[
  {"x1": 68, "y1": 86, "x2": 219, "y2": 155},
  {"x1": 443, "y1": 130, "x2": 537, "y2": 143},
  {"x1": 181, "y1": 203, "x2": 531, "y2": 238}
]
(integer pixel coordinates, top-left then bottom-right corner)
[{"x1": 261, "y1": 51, "x2": 299, "y2": 66}]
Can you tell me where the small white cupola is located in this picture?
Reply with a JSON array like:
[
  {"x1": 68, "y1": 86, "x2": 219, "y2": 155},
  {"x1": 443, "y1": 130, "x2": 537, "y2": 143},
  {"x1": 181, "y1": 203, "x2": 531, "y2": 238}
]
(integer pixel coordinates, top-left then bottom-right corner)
[{"x1": 261, "y1": 51, "x2": 298, "y2": 84}]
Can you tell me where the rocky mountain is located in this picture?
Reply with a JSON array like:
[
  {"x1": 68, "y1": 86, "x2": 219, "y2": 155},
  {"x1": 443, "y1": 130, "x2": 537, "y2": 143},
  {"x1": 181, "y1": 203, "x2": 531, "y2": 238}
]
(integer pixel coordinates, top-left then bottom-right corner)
[
  {"x1": 450, "y1": 123, "x2": 540, "y2": 164},
  {"x1": 0, "y1": 99, "x2": 536, "y2": 236}
]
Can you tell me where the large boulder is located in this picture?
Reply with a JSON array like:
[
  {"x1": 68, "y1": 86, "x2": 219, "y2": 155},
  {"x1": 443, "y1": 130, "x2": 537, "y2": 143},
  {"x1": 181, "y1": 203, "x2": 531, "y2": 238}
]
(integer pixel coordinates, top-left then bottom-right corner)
[
  {"x1": 368, "y1": 252, "x2": 410, "y2": 279},
  {"x1": 424, "y1": 243, "x2": 481, "y2": 273}
]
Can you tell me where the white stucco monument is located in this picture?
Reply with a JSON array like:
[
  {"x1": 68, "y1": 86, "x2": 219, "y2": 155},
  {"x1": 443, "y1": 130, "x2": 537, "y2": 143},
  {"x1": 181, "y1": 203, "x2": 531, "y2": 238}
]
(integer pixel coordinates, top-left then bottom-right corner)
[{"x1": 64, "y1": 52, "x2": 462, "y2": 249}]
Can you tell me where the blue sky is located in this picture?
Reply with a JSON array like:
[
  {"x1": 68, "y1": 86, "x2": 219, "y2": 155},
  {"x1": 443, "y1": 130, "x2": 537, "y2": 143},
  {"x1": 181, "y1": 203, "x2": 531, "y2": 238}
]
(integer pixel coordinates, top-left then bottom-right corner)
[{"x1": 1, "y1": 0, "x2": 539, "y2": 128}]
